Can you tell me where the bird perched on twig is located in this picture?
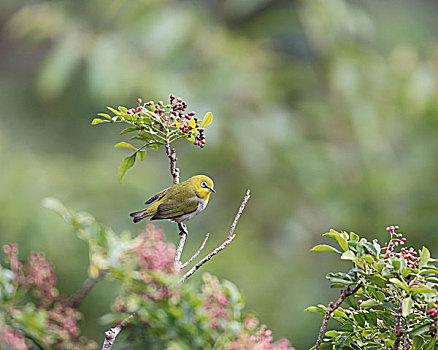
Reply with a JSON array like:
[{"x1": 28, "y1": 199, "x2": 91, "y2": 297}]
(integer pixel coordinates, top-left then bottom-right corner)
[{"x1": 130, "y1": 175, "x2": 215, "y2": 224}]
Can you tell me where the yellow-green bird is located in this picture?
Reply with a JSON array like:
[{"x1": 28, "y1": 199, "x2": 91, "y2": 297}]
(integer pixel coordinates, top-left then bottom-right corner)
[{"x1": 129, "y1": 175, "x2": 215, "y2": 224}]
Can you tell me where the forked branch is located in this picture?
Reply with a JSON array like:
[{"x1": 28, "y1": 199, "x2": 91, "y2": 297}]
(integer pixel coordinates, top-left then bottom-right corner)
[
  {"x1": 181, "y1": 189, "x2": 251, "y2": 282},
  {"x1": 181, "y1": 233, "x2": 210, "y2": 269}
]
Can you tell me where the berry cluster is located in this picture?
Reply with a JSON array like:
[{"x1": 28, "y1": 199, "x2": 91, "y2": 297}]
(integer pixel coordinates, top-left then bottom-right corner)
[
  {"x1": 127, "y1": 95, "x2": 207, "y2": 148},
  {"x1": 381, "y1": 225, "x2": 419, "y2": 268},
  {"x1": 427, "y1": 307, "x2": 438, "y2": 318}
]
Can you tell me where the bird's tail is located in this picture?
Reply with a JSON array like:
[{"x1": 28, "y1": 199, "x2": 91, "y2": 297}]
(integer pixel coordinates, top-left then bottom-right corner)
[{"x1": 129, "y1": 208, "x2": 153, "y2": 223}]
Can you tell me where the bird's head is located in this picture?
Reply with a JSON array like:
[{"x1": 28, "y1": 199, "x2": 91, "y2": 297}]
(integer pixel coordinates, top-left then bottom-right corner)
[{"x1": 190, "y1": 175, "x2": 215, "y2": 200}]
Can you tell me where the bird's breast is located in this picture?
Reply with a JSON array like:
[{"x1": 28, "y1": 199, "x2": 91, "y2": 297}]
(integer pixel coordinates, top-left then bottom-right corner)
[{"x1": 174, "y1": 198, "x2": 208, "y2": 223}]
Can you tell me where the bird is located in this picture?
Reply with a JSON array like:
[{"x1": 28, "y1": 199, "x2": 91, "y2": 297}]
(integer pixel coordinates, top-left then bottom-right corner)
[{"x1": 129, "y1": 175, "x2": 215, "y2": 224}]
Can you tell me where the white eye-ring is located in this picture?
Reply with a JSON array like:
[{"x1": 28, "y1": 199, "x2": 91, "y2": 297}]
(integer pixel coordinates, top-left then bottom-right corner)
[{"x1": 201, "y1": 181, "x2": 207, "y2": 188}]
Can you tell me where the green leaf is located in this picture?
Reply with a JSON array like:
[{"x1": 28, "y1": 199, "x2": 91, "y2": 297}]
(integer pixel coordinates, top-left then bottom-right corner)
[
  {"x1": 201, "y1": 112, "x2": 213, "y2": 127},
  {"x1": 410, "y1": 323, "x2": 433, "y2": 337},
  {"x1": 120, "y1": 127, "x2": 139, "y2": 135},
  {"x1": 392, "y1": 259, "x2": 401, "y2": 270},
  {"x1": 421, "y1": 268, "x2": 438, "y2": 275},
  {"x1": 352, "y1": 313, "x2": 366, "y2": 327},
  {"x1": 376, "y1": 290, "x2": 387, "y2": 302},
  {"x1": 411, "y1": 336, "x2": 424, "y2": 350},
  {"x1": 419, "y1": 246, "x2": 431, "y2": 269},
  {"x1": 107, "y1": 106, "x2": 121, "y2": 115},
  {"x1": 118, "y1": 154, "x2": 136, "y2": 182},
  {"x1": 364, "y1": 312, "x2": 377, "y2": 326},
  {"x1": 137, "y1": 150, "x2": 146, "y2": 161},
  {"x1": 424, "y1": 338, "x2": 436, "y2": 350},
  {"x1": 373, "y1": 262, "x2": 384, "y2": 273},
  {"x1": 323, "y1": 229, "x2": 339, "y2": 241},
  {"x1": 333, "y1": 309, "x2": 348, "y2": 319},
  {"x1": 374, "y1": 310, "x2": 396, "y2": 326},
  {"x1": 310, "y1": 245, "x2": 341, "y2": 254},
  {"x1": 129, "y1": 134, "x2": 154, "y2": 143},
  {"x1": 410, "y1": 286, "x2": 434, "y2": 294},
  {"x1": 145, "y1": 142, "x2": 161, "y2": 150},
  {"x1": 91, "y1": 118, "x2": 109, "y2": 125},
  {"x1": 341, "y1": 250, "x2": 356, "y2": 260},
  {"x1": 360, "y1": 299, "x2": 380, "y2": 308},
  {"x1": 349, "y1": 232, "x2": 359, "y2": 241},
  {"x1": 325, "y1": 330, "x2": 339, "y2": 337},
  {"x1": 336, "y1": 234, "x2": 349, "y2": 252},
  {"x1": 402, "y1": 296, "x2": 413, "y2": 317},
  {"x1": 389, "y1": 278, "x2": 409, "y2": 291},
  {"x1": 367, "y1": 275, "x2": 387, "y2": 288},
  {"x1": 363, "y1": 242, "x2": 378, "y2": 256},
  {"x1": 118, "y1": 106, "x2": 128, "y2": 114},
  {"x1": 42, "y1": 197, "x2": 71, "y2": 222},
  {"x1": 363, "y1": 255, "x2": 374, "y2": 264},
  {"x1": 326, "y1": 272, "x2": 356, "y2": 285},
  {"x1": 97, "y1": 113, "x2": 112, "y2": 120},
  {"x1": 304, "y1": 306, "x2": 324, "y2": 315},
  {"x1": 114, "y1": 142, "x2": 137, "y2": 150}
]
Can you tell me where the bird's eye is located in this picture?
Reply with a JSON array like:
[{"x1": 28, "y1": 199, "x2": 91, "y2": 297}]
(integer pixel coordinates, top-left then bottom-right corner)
[{"x1": 201, "y1": 181, "x2": 207, "y2": 188}]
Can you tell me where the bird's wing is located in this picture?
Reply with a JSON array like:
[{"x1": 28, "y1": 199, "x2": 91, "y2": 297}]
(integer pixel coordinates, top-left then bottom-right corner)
[
  {"x1": 151, "y1": 198, "x2": 199, "y2": 220},
  {"x1": 144, "y1": 187, "x2": 170, "y2": 204}
]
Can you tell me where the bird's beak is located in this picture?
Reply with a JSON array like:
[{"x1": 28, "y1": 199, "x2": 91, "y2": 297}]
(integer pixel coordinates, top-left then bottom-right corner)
[{"x1": 208, "y1": 187, "x2": 216, "y2": 193}]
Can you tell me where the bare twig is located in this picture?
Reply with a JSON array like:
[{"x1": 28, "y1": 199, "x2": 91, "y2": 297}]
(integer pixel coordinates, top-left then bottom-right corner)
[
  {"x1": 181, "y1": 234, "x2": 236, "y2": 282},
  {"x1": 174, "y1": 223, "x2": 188, "y2": 271},
  {"x1": 228, "y1": 191, "x2": 250, "y2": 239},
  {"x1": 164, "y1": 142, "x2": 179, "y2": 185},
  {"x1": 394, "y1": 301, "x2": 403, "y2": 350},
  {"x1": 69, "y1": 270, "x2": 107, "y2": 308},
  {"x1": 181, "y1": 233, "x2": 210, "y2": 269},
  {"x1": 315, "y1": 284, "x2": 362, "y2": 350},
  {"x1": 181, "y1": 189, "x2": 251, "y2": 282},
  {"x1": 102, "y1": 313, "x2": 137, "y2": 350}
]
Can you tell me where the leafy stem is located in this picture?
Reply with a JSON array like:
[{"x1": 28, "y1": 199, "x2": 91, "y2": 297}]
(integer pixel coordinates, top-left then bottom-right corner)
[{"x1": 92, "y1": 96, "x2": 212, "y2": 182}]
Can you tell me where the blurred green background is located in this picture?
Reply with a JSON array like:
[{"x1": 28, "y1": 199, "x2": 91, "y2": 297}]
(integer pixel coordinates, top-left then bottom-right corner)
[{"x1": 1, "y1": 0, "x2": 438, "y2": 348}]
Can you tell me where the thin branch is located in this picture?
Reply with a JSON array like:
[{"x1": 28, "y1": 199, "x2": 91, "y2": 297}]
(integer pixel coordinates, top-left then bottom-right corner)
[
  {"x1": 181, "y1": 189, "x2": 251, "y2": 282},
  {"x1": 69, "y1": 270, "x2": 107, "y2": 308},
  {"x1": 164, "y1": 142, "x2": 179, "y2": 185},
  {"x1": 402, "y1": 328, "x2": 409, "y2": 350},
  {"x1": 101, "y1": 313, "x2": 137, "y2": 350},
  {"x1": 163, "y1": 142, "x2": 187, "y2": 270},
  {"x1": 315, "y1": 284, "x2": 362, "y2": 350},
  {"x1": 181, "y1": 233, "x2": 210, "y2": 269},
  {"x1": 174, "y1": 223, "x2": 188, "y2": 271},
  {"x1": 394, "y1": 301, "x2": 403, "y2": 350},
  {"x1": 181, "y1": 234, "x2": 236, "y2": 282}
]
